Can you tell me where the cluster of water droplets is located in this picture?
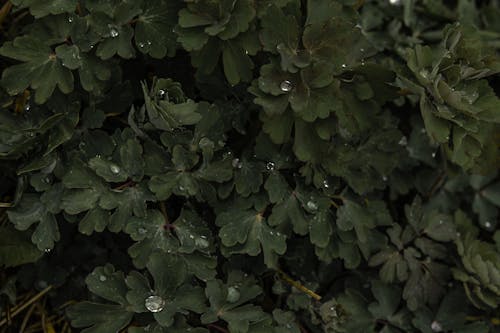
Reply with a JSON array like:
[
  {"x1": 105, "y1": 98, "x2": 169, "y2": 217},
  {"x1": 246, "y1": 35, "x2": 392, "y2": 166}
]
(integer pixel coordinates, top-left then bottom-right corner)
[
  {"x1": 138, "y1": 40, "x2": 152, "y2": 49},
  {"x1": 232, "y1": 158, "x2": 243, "y2": 169}
]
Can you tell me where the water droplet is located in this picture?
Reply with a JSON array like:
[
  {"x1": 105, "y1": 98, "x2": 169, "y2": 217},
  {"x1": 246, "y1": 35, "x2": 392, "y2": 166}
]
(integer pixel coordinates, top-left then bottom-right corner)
[
  {"x1": 306, "y1": 200, "x2": 318, "y2": 211},
  {"x1": 43, "y1": 176, "x2": 51, "y2": 184},
  {"x1": 145, "y1": 295, "x2": 165, "y2": 313},
  {"x1": 266, "y1": 161, "x2": 275, "y2": 171},
  {"x1": 36, "y1": 280, "x2": 48, "y2": 289},
  {"x1": 359, "y1": 48, "x2": 365, "y2": 53},
  {"x1": 431, "y1": 152, "x2": 436, "y2": 158},
  {"x1": 99, "y1": 275, "x2": 107, "y2": 282},
  {"x1": 323, "y1": 180, "x2": 329, "y2": 188},
  {"x1": 226, "y1": 286, "x2": 240, "y2": 303},
  {"x1": 195, "y1": 237, "x2": 209, "y2": 248},
  {"x1": 286, "y1": 323, "x2": 292, "y2": 329},
  {"x1": 109, "y1": 27, "x2": 119, "y2": 38},
  {"x1": 68, "y1": 16, "x2": 74, "y2": 23},
  {"x1": 382, "y1": 175, "x2": 388, "y2": 182},
  {"x1": 419, "y1": 69, "x2": 430, "y2": 79},
  {"x1": 138, "y1": 227, "x2": 147, "y2": 235},
  {"x1": 44, "y1": 248, "x2": 51, "y2": 253},
  {"x1": 232, "y1": 158, "x2": 243, "y2": 169},
  {"x1": 24, "y1": 103, "x2": 31, "y2": 112},
  {"x1": 431, "y1": 320, "x2": 443, "y2": 332},
  {"x1": 178, "y1": 185, "x2": 185, "y2": 192},
  {"x1": 138, "y1": 42, "x2": 145, "y2": 48},
  {"x1": 109, "y1": 164, "x2": 120, "y2": 174},
  {"x1": 245, "y1": 50, "x2": 249, "y2": 55},
  {"x1": 280, "y1": 80, "x2": 293, "y2": 92},
  {"x1": 158, "y1": 89, "x2": 166, "y2": 98},
  {"x1": 398, "y1": 136, "x2": 407, "y2": 146},
  {"x1": 189, "y1": 234, "x2": 195, "y2": 239},
  {"x1": 484, "y1": 221, "x2": 492, "y2": 229},
  {"x1": 341, "y1": 64, "x2": 347, "y2": 68}
]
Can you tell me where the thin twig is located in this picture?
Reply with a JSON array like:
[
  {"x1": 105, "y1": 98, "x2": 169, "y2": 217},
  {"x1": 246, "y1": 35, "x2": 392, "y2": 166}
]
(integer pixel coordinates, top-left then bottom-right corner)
[
  {"x1": 18, "y1": 302, "x2": 37, "y2": 333},
  {"x1": 0, "y1": 286, "x2": 53, "y2": 328},
  {"x1": 159, "y1": 202, "x2": 170, "y2": 224},
  {"x1": 276, "y1": 269, "x2": 322, "y2": 301}
]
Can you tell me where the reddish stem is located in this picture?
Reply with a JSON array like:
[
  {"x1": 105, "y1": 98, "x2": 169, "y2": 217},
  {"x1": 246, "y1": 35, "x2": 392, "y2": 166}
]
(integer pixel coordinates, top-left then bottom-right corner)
[{"x1": 207, "y1": 324, "x2": 229, "y2": 333}]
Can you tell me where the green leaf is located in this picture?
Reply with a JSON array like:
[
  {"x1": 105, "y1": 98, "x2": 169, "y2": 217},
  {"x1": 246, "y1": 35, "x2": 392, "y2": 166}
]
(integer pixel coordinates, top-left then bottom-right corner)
[
  {"x1": 217, "y1": 208, "x2": 286, "y2": 268},
  {"x1": 202, "y1": 271, "x2": 267, "y2": 333},
  {"x1": 11, "y1": 0, "x2": 77, "y2": 18},
  {"x1": 134, "y1": 1, "x2": 180, "y2": 58},
  {"x1": 7, "y1": 194, "x2": 60, "y2": 251},
  {"x1": 0, "y1": 225, "x2": 43, "y2": 267},
  {"x1": 0, "y1": 36, "x2": 74, "y2": 103}
]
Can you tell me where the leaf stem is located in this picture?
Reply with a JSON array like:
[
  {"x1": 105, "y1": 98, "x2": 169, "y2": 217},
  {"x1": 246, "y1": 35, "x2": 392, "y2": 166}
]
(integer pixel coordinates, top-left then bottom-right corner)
[
  {"x1": 276, "y1": 269, "x2": 322, "y2": 301},
  {"x1": 207, "y1": 323, "x2": 229, "y2": 333},
  {"x1": 0, "y1": 1, "x2": 12, "y2": 26}
]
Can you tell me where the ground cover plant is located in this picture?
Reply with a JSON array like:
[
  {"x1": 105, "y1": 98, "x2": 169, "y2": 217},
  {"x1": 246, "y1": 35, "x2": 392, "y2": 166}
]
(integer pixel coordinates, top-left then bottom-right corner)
[{"x1": 0, "y1": 0, "x2": 500, "y2": 332}]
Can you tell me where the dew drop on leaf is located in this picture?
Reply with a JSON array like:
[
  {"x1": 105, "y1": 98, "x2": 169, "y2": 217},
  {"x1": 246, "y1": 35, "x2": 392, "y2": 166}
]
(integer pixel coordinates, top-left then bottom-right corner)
[
  {"x1": 110, "y1": 27, "x2": 119, "y2": 38},
  {"x1": 68, "y1": 16, "x2": 74, "y2": 23},
  {"x1": 306, "y1": 200, "x2": 318, "y2": 211},
  {"x1": 145, "y1": 295, "x2": 165, "y2": 313},
  {"x1": 323, "y1": 180, "x2": 329, "y2": 188},
  {"x1": 398, "y1": 136, "x2": 407, "y2": 146},
  {"x1": 232, "y1": 158, "x2": 243, "y2": 169},
  {"x1": 484, "y1": 221, "x2": 492, "y2": 229},
  {"x1": 431, "y1": 320, "x2": 443, "y2": 332},
  {"x1": 266, "y1": 161, "x2": 275, "y2": 171},
  {"x1": 44, "y1": 248, "x2": 51, "y2": 253},
  {"x1": 109, "y1": 164, "x2": 120, "y2": 174},
  {"x1": 138, "y1": 42, "x2": 145, "y2": 48},
  {"x1": 226, "y1": 286, "x2": 240, "y2": 303},
  {"x1": 195, "y1": 237, "x2": 209, "y2": 248},
  {"x1": 280, "y1": 80, "x2": 293, "y2": 92},
  {"x1": 99, "y1": 275, "x2": 107, "y2": 282},
  {"x1": 158, "y1": 89, "x2": 166, "y2": 98}
]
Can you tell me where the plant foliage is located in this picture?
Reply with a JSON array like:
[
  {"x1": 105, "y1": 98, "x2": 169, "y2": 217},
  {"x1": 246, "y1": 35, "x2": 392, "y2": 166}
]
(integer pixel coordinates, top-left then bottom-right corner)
[{"x1": 0, "y1": 0, "x2": 499, "y2": 332}]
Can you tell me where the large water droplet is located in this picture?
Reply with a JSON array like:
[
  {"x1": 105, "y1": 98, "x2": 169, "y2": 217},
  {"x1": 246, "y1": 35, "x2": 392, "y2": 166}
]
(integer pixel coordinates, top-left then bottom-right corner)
[
  {"x1": 232, "y1": 158, "x2": 243, "y2": 169},
  {"x1": 145, "y1": 295, "x2": 165, "y2": 313},
  {"x1": 430, "y1": 320, "x2": 443, "y2": 332},
  {"x1": 68, "y1": 16, "x2": 74, "y2": 23},
  {"x1": 44, "y1": 248, "x2": 51, "y2": 253},
  {"x1": 341, "y1": 64, "x2": 347, "y2": 68},
  {"x1": 266, "y1": 161, "x2": 275, "y2": 171},
  {"x1": 109, "y1": 164, "x2": 120, "y2": 174},
  {"x1": 323, "y1": 180, "x2": 329, "y2": 189},
  {"x1": 226, "y1": 286, "x2": 240, "y2": 303},
  {"x1": 195, "y1": 237, "x2": 209, "y2": 248},
  {"x1": 24, "y1": 102, "x2": 31, "y2": 112},
  {"x1": 99, "y1": 275, "x2": 107, "y2": 282},
  {"x1": 306, "y1": 200, "x2": 318, "y2": 211},
  {"x1": 484, "y1": 221, "x2": 492, "y2": 229},
  {"x1": 138, "y1": 42, "x2": 145, "y2": 48},
  {"x1": 280, "y1": 80, "x2": 293, "y2": 92},
  {"x1": 158, "y1": 89, "x2": 166, "y2": 99}
]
